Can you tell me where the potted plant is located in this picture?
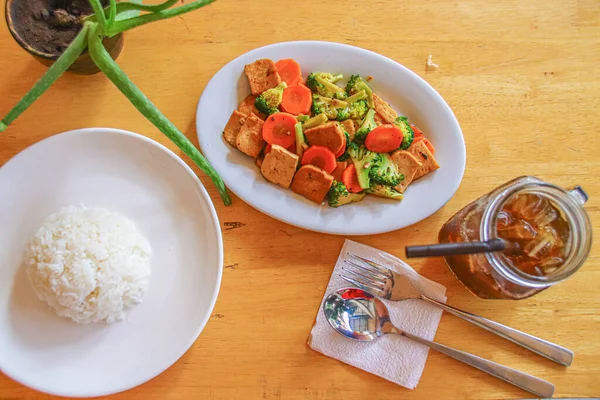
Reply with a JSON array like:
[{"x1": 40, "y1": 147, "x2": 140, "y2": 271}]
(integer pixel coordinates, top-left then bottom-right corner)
[
  {"x1": 5, "y1": 0, "x2": 125, "y2": 74},
  {"x1": 1, "y1": 0, "x2": 231, "y2": 205}
]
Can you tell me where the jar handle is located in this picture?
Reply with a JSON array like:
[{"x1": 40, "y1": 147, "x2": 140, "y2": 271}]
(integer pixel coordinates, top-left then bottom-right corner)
[{"x1": 567, "y1": 186, "x2": 588, "y2": 205}]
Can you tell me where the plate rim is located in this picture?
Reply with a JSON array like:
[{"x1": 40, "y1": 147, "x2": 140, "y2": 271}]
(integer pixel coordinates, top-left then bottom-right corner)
[
  {"x1": 196, "y1": 40, "x2": 466, "y2": 235},
  {"x1": 0, "y1": 127, "x2": 224, "y2": 398}
]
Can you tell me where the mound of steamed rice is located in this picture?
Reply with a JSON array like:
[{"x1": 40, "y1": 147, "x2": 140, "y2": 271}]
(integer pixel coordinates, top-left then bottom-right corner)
[{"x1": 24, "y1": 205, "x2": 152, "y2": 324}]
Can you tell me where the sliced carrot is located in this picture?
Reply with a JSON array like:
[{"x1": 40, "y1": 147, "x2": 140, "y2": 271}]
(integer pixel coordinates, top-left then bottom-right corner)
[
  {"x1": 301, "y1": 145, "x2": 337, "y2": 174},
  {"x1": 262, "y1": 112, "x2": 297, "y2": 148},
  {"x1": 342, "y1": 164, "x2": 362, "y2": 193},
  {"x1": 413, "y1": 136, "x2": 436, "y2": 154},
  {"x1": 365, "y1": 124, "x2": 403, "y2": 153},
  {"x1": 275, "y1": 59, "x2": 303, "y2": 86},
  {"x1": 335, "y1": 132, "x2": 347, "y2": 158},
  {"x1": 281, "y1": 85, "x2": 312, "y2": 115},
  {"x1": 410, "y1": 124, "x2": 424, "y2": 138}
]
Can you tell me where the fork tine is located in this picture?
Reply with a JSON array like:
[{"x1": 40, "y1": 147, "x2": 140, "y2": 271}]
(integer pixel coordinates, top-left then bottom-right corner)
[
  {"x1": 340, "y1": 274, "x2": 384, "y2": 296},
  {"x1": 342, "y1": 263, "x2": 387, "y2": 285},
  {"x1": 344, "y1": 260, "x2": 388, "y2": 281},
  {"x1": 347, "y1": 253, "x2": 391, "y2": 276},
  {"x1": 341, "y1": 266, "x2": 387, "y2": 287}
]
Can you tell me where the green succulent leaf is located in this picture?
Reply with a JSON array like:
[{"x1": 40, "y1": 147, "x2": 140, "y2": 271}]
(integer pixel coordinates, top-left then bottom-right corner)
[
  {"x1": 86, "y1": 23, "x2": 231, "y2": 205},
  {"x1": 0, "y1": 24, "x2": 89, "y2": 131},
  {"x1": 87, "y1": 0, "x2": 107, "y2": 33},
  {"x1": 105, "y1": 0, "x2": 216, "y2": 36}
]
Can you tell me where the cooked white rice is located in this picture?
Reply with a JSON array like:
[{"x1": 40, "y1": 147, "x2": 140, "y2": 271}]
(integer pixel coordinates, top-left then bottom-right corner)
[{"x1": 24, "y1": 205, "x2": 152, "y2": 324}]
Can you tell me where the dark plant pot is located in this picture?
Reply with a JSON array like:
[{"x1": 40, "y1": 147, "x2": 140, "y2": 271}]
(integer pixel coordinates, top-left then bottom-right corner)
[{"x1": 5, "y1": 0, "x2": 123, "y2": 75}]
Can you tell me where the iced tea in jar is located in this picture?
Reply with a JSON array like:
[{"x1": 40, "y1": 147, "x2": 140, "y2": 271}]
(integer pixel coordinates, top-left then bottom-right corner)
[{"x1": 439, "y1": 176, "x2": 592, "y2": 299}]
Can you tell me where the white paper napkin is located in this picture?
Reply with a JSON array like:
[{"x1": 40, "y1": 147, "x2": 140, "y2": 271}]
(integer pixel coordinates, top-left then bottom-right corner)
[{"x1": 308, "y1": 239, "x2": 447, "y2": 389}]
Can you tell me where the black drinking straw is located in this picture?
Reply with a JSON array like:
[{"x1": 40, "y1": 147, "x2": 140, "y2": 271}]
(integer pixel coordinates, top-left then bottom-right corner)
[{"x1": 405, "y1": 238, "x2": 507, "y2": 258}]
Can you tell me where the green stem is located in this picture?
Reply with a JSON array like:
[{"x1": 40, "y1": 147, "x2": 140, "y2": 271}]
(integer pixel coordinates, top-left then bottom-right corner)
[
  {"x1": 108, "y1": 0, "x2": 117, "y2": 24},
  {"x1": 86, "y1": 24, "x2": 231, "y2": 206},
  {"x1": 85, "y1": 0, "x2": 180, "y2": 23},
  {"x1": 104, "y1": 0, "x2": 216, "y2": 36},
  {"x1": 87, "y1": 0, "x2": 107, "y2": 33},
  {"x1": 118, "y1": 0, "x2": 180, "y2": 13},
  {"x1": 0, "y1": 24, "x2": 90, "y2": 132}
]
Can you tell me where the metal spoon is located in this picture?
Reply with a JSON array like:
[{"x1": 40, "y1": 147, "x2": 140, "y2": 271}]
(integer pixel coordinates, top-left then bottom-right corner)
[{"x1": 323, "y1": 288, "x2": 554, "y2": 398}]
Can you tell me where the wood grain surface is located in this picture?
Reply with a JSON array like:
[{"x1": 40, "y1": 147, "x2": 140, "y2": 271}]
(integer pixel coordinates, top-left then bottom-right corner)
[{"x1": 1, "y1": 0, "x2": 599, "y2": 398}]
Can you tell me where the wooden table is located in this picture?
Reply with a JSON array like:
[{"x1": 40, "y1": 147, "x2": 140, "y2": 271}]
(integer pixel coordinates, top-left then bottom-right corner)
[{"x1": 1, "y1": 0, "x2": 599, "y2": 398}]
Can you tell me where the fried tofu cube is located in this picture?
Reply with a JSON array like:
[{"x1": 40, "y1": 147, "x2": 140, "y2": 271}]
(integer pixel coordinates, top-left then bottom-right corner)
[
  {"x1": 341, "y1": 120, "x2": 355, "y2": 140},
  {"x1": 374, "y1": 113, "x2": 385, "y2": 126},
  {"x1": 331, "y1": 161, "x2": 347, "y2": 182},
  {"x1": 236, "y1": 113, "x2": 265, "y2": 158},
  {"x1": 390, "y1": 150, "x2": 422, "y2": 192},
  {"x1": 260, "y1": 144, "x2": 299, "y2": 188},
  {"x1": 408, "y1": 140, "x2": 440, "y2": 179},
  {"x1": 373, "y1": 93, "x2": 398, "y2": 124},
  {"x1": 223, "y1": 110, "x2": 247, "y2": 147},
  {"x1": 304, "y1": 122, "x2": 345, "y2": 154},
  {"x1": 244, "y1": 59, "x2": 282, "y2": 96},
  {"x1": 291, "y1": 165, "x2": 334, "y2": 204},
  {"x1": 238, "y1": 94, "x2": 266, "y2": 120},
  {"x1": 255, "y1": 152, "x2": 265, "y2": 169}
]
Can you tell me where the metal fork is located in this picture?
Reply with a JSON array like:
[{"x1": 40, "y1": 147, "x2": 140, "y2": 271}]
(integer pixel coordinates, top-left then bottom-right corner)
[{"x1": 341, "y1": 254, "x2": 574, "y2": 366}]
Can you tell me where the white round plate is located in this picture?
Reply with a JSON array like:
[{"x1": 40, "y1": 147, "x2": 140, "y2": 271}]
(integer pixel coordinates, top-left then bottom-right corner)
[
  {"x1": 0, "y1": 128, "x2": 223, "y2": 397},
  {"x1": 197, "y1": 41, "x2": 466, "y2": 235}
]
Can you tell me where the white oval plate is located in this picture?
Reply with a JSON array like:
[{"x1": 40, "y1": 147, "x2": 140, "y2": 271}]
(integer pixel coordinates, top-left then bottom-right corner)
[
  {"x1": 197, "y1": 41, "x2": 466, "y2": 235},
  {"x1": 0, "y1": 128, "x2": 223, "y2": 397}
]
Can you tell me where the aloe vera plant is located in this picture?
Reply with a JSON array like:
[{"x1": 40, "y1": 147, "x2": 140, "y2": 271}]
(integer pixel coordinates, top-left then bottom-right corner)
[{"x1": 0, "y1": 0, "x2": 232, "y2": 205}]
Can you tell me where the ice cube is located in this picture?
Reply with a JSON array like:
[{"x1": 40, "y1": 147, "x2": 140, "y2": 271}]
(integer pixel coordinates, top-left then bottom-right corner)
[
  {"x1": 524, "y1": 234, "x2": 553, "y2": 259},
  {"x1": 538, "y1": 256, "x2": 564, "y2": 274},
  {"x1": 496, "y1": 211, "x2": 512, "y2": 229},
  {"x1": 505, "y1": 194, "x2": 529, "y2": 215},
  {"x1": 509, "y1": 194, "x2": 551, "y2": 220},
  {"x1": 497, "y1": 219, "x2": 537, "y2": 240},
  {"x1": 524, "y1": 226, "x2": 560, "y2": 259},
  {"x1": 533, "y1": 206, "x2": 557, "y2": 228},
  {"x1": 522, "y1": 196, "x2": 548, "y2": 219}
]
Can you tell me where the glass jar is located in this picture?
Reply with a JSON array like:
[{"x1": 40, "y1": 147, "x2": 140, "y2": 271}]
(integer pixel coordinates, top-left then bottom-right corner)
[{"x1": 439, "y1": 176, "x2": 592, "y2": 299}]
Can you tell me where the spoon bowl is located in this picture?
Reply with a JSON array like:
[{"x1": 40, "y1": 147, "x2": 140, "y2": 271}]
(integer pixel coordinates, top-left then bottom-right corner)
[
  {"x1": 322, "y1": 288, "x2": 554, "y2": 398},
  {"x1": 323, "y1": 288, "x2": 384, "y2": 341}
]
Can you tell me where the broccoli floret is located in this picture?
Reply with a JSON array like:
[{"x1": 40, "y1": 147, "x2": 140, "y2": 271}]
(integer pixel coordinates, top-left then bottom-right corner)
[
  {"x1": 336, "y1": 108, "x2": 349, "y2": 121},
  {"x1": 347, "y1": 100, "x2": 368, "y2": 120},
  {"x1": 330, "y1": 73, "x2": 344, "y2": 83},
  {"x1": 337, "y1": 131, "x2": 351, "y2": 161},
  {"x1": 393, "y1": 116, "x2": 414, "y2": 150},
  {"x1": 303, "y1": 113, "x2": 328, "y2": 129},
  {"x1": 306, "y1": 73, "x2": 343, "y2": 91},
  {"x1": 327, "y1": 181, "x2": 366, "y2": 207},
  {"x1": 367, "y1": 185, "x2": 404, "y2": 201},
  {"x1": 369, "y1": 153, "x2": 404, "y2": 186},
  {"x1": 345, "y1": 90, "x2": 367, "y2": 104},
  {"x1": 254, "y1": 82, "x2": 287, "y2": 115},
  {"x1": 345, "y1": 74, "x2": 374, "y2": 108},
  {"x1": 337, "y1": 152, "x2": 350, "y2": 161},
  {"x1": 312, "y1": 95, "x2": 348, "y2": 120},
  {"x1": 336, "y1": 100, "x2": 369, "y2": 122},
  {"x1": 306, "y1": 72, "x2": 346, "y2": 99},
  {"x1": 294, "y1": 121, "x2": 306, "y2": 159},
  {"x1": 348, "y1": 142, "x2": 382, "y2": 190},
  {"x1": 345, "y1": 74, "x2": 361, "y2": 93},
  {"x1": 354, "y1": 108, "x2": 377, "y2": 144},
  {"x1": 327, "y1": 181, "x2": 348, "y2": 206}
]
